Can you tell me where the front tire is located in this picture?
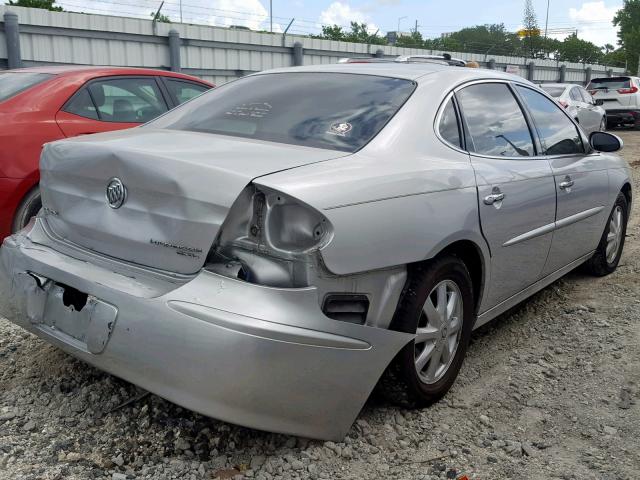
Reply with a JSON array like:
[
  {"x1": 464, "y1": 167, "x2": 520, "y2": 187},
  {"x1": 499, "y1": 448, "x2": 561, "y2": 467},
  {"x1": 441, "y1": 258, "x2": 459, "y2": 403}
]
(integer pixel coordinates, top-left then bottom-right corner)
[
  {"x1": 379, "y1": 256, "x2": 475, "y2": 408},
  {"x1": 11, "y1": 187, "x2": 41, "y2": 234},
  {"x1": 584, "y1": 192, "x2": 628, "y2": 276}
]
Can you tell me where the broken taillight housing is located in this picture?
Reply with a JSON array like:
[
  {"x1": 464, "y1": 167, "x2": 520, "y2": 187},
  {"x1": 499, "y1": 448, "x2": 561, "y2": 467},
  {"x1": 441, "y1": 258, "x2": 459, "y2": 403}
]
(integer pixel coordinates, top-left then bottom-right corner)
[{"x1": 206, "y1": 184, "x2": 334, "y2": 287}]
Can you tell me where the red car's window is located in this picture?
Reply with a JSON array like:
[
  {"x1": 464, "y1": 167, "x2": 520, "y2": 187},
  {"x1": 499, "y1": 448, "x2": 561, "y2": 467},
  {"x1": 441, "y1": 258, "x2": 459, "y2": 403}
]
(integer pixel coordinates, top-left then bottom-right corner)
[
  {"x1": 64, "y1": 77, "x2": 168, "y2": 123},
  {"x1": 0, "y1": 72, "x2": 53, "y2": 103}
]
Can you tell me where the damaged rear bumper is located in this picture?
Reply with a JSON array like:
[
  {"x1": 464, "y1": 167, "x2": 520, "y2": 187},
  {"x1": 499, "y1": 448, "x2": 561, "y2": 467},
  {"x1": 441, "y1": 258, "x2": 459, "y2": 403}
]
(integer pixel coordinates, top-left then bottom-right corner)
[{"x1": 0, "y1": 225, "x2": 412, "y2": 440}]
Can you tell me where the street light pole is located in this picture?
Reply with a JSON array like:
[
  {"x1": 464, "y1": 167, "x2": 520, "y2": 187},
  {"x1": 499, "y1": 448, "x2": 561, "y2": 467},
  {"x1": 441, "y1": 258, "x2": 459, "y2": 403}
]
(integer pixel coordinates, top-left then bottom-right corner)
[
  {"x1": 270, "y1": 0, "x2": 273, "y2": 33},
  {"x1": 397, "y1": 16, "x2": 407, "y2": 33}
]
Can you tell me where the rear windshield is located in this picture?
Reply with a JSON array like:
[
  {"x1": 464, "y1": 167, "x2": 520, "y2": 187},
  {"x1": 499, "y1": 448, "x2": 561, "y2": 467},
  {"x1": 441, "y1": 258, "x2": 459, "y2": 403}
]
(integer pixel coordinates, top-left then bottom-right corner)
[
  {"x1": 150, "y1": 73, "x2": 416, "y2": 152},
  {"x1": 589, "y1": 77, "x2": 632, "y2": 90},
  {"x1": 540, "y1": 86, "x2": 566, "y2": 98},
  {"x1": 0, "y1": 72, "x2": 53, "y2": 103}
]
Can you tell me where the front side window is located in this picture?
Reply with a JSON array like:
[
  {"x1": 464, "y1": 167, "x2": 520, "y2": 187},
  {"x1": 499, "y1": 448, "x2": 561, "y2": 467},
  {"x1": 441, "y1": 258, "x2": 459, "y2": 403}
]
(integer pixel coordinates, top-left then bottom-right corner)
[
  {"x1": 457, "y1": 83, "x2": 534, "y2": 157},
  {"x1": 516, "y1": 86, "x2": 584, "y2": 156},
  {"x1": 438, "y1": 99, "x2": 461, "y2": 148},
  {"x1": 165, "y1": 79, "x2": 209, "y2": 104},
  {"x1": 150, "y1": 73, "x2": 416, "y2": 152},
  {"x1": 88, "y1": 78, "x2": 168, "y2": 123},
  {"x1": 0, "y1": 72, "x2": 53, "y2": 103}
]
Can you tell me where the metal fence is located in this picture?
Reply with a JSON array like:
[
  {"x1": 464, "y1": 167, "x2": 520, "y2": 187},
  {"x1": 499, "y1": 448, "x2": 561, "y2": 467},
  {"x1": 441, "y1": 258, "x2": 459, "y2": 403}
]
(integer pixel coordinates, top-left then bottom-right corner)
[{"x1": 0, "y1": 5, "x2": 626, "y2": 85}]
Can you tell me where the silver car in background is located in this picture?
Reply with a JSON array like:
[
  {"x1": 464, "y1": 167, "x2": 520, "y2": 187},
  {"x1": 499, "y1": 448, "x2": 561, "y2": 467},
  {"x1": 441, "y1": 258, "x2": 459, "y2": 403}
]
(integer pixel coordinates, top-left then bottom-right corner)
[
  {"x1": 540, "y1": 82, "x2": 607, "y2": 134},
  {"x1": 0, "y1": 63, "x2": 632, "y2": 440}
]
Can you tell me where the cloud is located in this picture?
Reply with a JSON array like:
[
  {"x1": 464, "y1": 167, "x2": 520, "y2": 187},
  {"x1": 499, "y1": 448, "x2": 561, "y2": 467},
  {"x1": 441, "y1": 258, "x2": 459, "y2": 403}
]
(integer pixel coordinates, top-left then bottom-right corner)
[
  {"x1": 319, "y1": 1, "x2": 378, "y2": 32},
  {"x1": 56, "y1": 0, "x2": 283, "y2": 32},
  {"x1": 568, "y1": 1, "x2": 620, "y2": 47}
]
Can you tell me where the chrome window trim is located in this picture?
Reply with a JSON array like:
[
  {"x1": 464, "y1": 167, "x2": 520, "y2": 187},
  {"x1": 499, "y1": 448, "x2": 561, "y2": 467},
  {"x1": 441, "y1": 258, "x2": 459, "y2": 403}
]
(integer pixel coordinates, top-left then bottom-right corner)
[{"x1": 435, "y1": 78, "x2": 547, "y2": 161}]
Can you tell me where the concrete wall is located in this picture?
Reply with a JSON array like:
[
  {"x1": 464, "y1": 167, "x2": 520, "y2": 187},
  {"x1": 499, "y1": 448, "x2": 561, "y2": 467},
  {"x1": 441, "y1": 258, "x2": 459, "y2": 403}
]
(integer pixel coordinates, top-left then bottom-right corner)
[{"x1": 0, "y1": 5, "x2": 625, "y2": 85}]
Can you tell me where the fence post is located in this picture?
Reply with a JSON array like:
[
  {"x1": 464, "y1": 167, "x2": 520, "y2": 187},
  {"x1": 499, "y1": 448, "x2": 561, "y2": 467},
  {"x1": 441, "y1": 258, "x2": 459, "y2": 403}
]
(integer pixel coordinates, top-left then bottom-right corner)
[
  {"x1": 292, "y1": 41, "x2": 303, "y2": 66},
  {"x1": 584, "y1": 67, "x2": 592, "y2": 86},
  {"x1": 559, "y1": 64, "x2": 567, "y2": 83},
  {"x1": 527, "y1": 61, "x2": 535, "y2": 81},
  {"x1": 168, "y1": 29, "x2": 181, "y2": 72},
  {"x1": 374, "y1": 48, "x2": 384, "y2": 58},
  {"x1": 4, "y1": 11, "x2": 22, "y2": 70},
  {"x1": 487, "y1": 59, "x2": 496, "y2": 70}
]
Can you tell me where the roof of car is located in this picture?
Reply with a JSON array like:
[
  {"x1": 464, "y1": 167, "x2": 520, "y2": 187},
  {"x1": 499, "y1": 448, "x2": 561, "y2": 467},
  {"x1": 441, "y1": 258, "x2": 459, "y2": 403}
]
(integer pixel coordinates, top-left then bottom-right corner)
[
  {"x1": 540, "y1": 83, "x2": 575, "y2": 88},
  {"x1": 6, "y1": 65, "x2": 213, "y2": 85},
  {"x1": 252, "y1": 62, "x2": 533, "y2": 84}
]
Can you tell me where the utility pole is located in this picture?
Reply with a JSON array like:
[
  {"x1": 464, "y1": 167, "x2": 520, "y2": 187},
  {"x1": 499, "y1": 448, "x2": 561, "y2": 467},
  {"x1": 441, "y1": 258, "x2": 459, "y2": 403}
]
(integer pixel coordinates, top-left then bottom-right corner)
[
  {"x1": 180, "y1": 0, "x2": 183, "y2": 23},
  {"x1": 270, "y1": 0, "x2": 273, "y2": 33},
  {"x1": 397, "y1": 16, "x2": 407, "y2": 33},
  {"x1": 544, "y1": 0, "x2": 550, "y2": 39},
  {"x1": 414, "y1": 19, "x2": 418, "y2": 34}
]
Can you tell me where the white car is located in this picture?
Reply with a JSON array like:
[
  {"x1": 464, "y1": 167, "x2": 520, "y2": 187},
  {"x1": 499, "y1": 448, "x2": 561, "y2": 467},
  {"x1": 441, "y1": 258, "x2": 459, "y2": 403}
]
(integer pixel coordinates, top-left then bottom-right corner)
[
  {"x1": 540, "y1": 83, "x2": 607, "y2": 135},
  {"x1": 587, "y1": 76, "x2": 640, "y2": 128}
]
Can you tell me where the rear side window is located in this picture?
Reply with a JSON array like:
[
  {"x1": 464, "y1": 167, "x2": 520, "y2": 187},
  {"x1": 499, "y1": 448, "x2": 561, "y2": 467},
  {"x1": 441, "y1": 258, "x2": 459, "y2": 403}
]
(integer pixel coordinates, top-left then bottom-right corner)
[
  {"x1": 438, "y1": 99, "x2": 461, "y2": 148},
  {"x1": 457, "y1": 83, "x2": 534, "y2": 157},
  {"x1": 64, "y1": 88, "x2": 99, "y2": 120},
  {"x1": 165, "y1": 79, "x2": 209, "y2": 104},
  {"x1": 579, "y1": 88, "x2": 594, "y2": 104},
  {"x1": 0, "y1": 72, "x2": 53, "y2": 103},
  {"x1": 88, "y1": 78, "x2": 168, "y2": 123},
  {"x1": 150, "y1": 73, "x2": 416, "y2": 153},
  {"x1": 516, "y1": 86, "x2": 584, "y2": 156},
  {"x1": 589, "y1": 77, "x2": 631, "y2": 90},
  {"x1": 570, "y1": 87, "x2": 582, "y2": 101}
]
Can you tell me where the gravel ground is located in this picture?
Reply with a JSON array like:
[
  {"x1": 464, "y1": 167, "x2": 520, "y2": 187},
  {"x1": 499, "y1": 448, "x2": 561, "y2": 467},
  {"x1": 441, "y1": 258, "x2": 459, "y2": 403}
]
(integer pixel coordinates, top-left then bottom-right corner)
[{"x1": 1, "y1": 131, "x2": 639, "y2": 480}]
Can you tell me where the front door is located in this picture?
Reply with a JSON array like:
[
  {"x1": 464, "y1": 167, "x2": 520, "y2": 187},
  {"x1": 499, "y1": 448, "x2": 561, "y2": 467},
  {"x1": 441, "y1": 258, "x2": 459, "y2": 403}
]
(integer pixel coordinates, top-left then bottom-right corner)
[
  {"x1": 515, "y1": 85, "x2": 610, "y2": 275},
  {"x1": 456, "y1": 82, "x2": 557, "y2": 310}
]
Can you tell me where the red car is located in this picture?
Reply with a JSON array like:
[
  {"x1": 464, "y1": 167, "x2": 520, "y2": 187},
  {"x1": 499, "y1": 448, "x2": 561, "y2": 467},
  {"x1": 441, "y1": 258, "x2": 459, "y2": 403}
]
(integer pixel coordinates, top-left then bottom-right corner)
[{"x1": 0, "y1": 66, "x2": 213, "y2": 238}]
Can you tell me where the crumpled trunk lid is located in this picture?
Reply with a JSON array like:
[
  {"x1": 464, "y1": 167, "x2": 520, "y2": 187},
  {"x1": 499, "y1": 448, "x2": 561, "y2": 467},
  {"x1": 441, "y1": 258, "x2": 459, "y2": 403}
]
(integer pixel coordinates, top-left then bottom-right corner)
[{"x1": 39, "y1": 128, "x2": 348, "y2": 275}]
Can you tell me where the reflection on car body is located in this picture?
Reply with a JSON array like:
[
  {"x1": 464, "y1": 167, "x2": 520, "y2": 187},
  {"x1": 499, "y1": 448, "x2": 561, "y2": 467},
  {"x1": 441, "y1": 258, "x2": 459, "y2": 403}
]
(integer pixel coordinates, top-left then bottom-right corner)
[{"x1": 0, "y1": 63, "x2": 632, "y2": 440}]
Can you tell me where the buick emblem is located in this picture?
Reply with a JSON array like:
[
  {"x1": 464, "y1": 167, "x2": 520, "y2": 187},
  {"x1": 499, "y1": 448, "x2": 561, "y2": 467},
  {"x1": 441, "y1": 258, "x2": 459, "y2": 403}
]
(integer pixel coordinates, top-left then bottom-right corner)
[{"x1": 106, "y1": 178, "x2": 127, "y2": 209}]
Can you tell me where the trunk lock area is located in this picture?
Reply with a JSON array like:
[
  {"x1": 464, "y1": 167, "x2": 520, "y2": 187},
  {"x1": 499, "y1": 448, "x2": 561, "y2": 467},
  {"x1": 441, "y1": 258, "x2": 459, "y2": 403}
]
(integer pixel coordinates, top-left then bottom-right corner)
[{"x1": 16, "y1": 272, "x2": 118, "y2": 354}]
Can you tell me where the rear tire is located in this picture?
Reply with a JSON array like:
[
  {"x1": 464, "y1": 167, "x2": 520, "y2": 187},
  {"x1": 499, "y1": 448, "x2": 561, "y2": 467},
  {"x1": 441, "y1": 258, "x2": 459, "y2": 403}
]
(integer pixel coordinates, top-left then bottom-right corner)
[
  {"x1": 11, "y1": 187, "x2": 41, "y2": 234},
  {"x1": 378, "y1": 256, "x2": 475, "y2": 408},
  {"x1": 584, "y1": 192, "x2": 628, "y2": 276}
]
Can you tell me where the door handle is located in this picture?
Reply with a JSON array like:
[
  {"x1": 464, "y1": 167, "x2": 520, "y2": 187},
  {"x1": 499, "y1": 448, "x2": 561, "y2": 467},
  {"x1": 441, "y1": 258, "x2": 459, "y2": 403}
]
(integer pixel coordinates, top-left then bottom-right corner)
[
  {"x1": 559, "y1": 176, "x2": 574, "y2": 190},
  {"x1": 484, "y1": 189, "x2": 505, "y2": 205}
]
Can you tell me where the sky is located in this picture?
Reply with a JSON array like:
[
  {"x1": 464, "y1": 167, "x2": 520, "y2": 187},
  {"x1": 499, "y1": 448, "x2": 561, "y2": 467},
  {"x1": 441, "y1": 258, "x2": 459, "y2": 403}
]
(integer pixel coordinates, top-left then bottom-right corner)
[{"x1": 5, "y1": 0, "x2": 625, "y2": 48}]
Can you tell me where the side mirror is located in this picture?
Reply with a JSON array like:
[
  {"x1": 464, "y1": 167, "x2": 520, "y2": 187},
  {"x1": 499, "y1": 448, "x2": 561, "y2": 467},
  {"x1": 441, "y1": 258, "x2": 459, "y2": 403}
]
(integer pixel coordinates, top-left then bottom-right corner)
[
  {"x1": 594, "y1": 99, "x2": 604, "y2": 106},
  {"x1": 590, "y1": 131, "x2": 623, "y2": 152}
]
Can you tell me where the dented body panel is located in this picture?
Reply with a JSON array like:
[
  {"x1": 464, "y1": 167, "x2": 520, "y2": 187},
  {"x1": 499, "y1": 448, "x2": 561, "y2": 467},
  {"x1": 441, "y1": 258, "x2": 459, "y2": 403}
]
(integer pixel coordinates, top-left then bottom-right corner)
[{"x1": 0, "y1": 63, "x2": 633, "y2": 440}]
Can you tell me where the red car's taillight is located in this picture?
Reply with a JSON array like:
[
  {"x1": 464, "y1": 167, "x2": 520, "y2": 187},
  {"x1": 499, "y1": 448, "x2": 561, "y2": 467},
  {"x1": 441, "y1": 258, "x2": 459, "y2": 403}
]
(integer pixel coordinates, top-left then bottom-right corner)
[
  {"x1": 617, "y1": 86, "x2": 638, "y2": 94},
  {"x1": 588, "y1": 89, "x2": 597, "y2": 95}
]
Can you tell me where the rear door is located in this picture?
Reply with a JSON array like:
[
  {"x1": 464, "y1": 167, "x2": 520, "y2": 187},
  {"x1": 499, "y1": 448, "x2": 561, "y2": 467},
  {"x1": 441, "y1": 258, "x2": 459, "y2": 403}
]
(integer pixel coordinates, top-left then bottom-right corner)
[
  {"x1": 56, "y1": 76, "x2": 170, "y2": 137},
  {"x1": 578, "y1": 87, "x2": 604, "y2": 133},
  {"x1": 457, "y1": 82, "x2": 557, "y2": 309},
  {"x1": 515, "y1": 85, "x2": 609, "y2": 275},
  {"x1": 569, "y1": 86, "x2": 596, "y2": 133}
]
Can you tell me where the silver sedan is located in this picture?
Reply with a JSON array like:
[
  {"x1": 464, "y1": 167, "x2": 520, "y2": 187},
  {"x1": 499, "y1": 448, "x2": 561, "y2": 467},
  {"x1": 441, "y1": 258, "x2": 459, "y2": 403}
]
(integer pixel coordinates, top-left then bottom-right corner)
[
  {"x1": 0, "y1": 63, "x2": 632, "y2": 440},
  {"x1": 540, "y1": 82, "x2": 608, "y2": 134}
]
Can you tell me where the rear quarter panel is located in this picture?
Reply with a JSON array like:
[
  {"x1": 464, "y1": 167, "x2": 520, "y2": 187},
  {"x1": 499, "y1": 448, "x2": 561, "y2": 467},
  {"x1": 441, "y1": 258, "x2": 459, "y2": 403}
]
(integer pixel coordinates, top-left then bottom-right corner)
[{"x1": 256, "y1": 79, "x2": 489, "y2": 278}]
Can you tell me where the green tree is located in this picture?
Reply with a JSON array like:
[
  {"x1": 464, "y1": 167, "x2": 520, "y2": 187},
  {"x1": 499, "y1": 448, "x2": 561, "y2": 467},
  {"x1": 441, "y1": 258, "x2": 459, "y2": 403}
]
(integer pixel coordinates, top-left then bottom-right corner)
[
  {"x1": 556, "y1": 33, "x2": 603, "y2": 63},
  {"x1": 313, "y1": 22, "x2": 386, "y2": 45},
  {"x1": 7, "y1": 0, "x2": 63, "y2": 11},
  {"x1": 395, "y1": 30, "x2": 424, "y2": 48},
  {"x1": 613, "y1": 0, "x2": 640, "y2": 74},
  {"x1": 150, "y1": 11, "x2": 171, "y2": 23},
  {"x1": 522, "y1": 0, "x2": 540, "y2": 57}
]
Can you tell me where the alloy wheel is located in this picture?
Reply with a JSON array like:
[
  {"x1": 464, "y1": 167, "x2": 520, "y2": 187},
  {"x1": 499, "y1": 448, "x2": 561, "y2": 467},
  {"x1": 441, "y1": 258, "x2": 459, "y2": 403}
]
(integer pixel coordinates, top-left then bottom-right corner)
[
  {"x1": 606, "y1": 206, "x2": 624, "y2": 264},
  {"x1": 414, "y1": 280, "x2": 463, "y2": 384}
]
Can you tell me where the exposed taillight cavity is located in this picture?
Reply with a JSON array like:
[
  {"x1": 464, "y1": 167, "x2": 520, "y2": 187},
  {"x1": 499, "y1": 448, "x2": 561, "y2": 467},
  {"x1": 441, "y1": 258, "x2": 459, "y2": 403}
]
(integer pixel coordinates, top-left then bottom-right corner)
[
  {"x1": 559, "y1": 100, "x2": 569, "y2": 109},
  {"x1": 617, "y1": 86, "x2": 638, "y2": 94}
]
